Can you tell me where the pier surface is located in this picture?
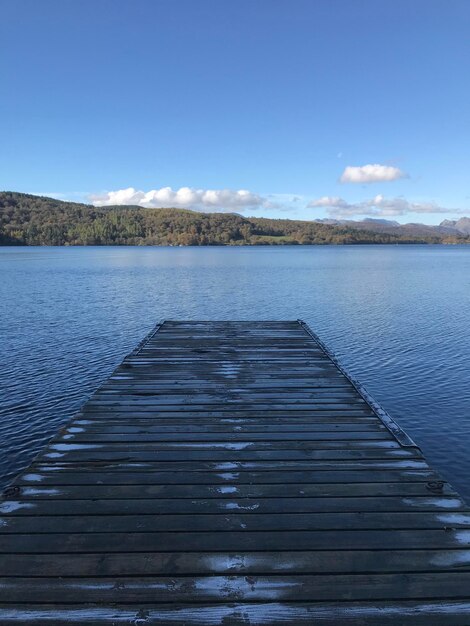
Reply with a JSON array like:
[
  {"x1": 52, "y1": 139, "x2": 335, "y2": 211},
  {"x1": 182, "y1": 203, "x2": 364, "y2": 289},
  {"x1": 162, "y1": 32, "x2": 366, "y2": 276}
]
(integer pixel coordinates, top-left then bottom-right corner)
[{"x1": 1, "y1": 320, "x2": 470, "y2": 625}]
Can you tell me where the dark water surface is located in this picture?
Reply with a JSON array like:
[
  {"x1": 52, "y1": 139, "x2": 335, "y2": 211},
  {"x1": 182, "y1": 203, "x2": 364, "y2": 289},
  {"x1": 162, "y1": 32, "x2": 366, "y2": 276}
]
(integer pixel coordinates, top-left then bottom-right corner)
[{"x1": 1, "y1": 245, "x2": 469, "y2": 500}]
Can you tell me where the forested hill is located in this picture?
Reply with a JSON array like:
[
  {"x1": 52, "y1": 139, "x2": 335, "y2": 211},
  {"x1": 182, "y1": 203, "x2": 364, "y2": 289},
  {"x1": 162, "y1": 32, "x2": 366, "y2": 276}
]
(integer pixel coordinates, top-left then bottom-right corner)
[{"x1": 1, "y1": 191, "x2": 469, "y2": 246}]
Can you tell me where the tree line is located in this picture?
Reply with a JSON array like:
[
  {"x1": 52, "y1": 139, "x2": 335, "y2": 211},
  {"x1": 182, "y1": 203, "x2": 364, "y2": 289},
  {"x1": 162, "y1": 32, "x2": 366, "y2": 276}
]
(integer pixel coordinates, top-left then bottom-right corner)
[{"x1": 1, "y1": 191, "x2": 468, "y2": 246}]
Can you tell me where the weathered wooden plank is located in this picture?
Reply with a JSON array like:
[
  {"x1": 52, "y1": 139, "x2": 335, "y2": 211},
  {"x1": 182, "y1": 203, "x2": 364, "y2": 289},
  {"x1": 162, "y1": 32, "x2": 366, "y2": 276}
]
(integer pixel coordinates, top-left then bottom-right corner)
[
  {"x1": 83, "y1": 403, "x2": 369, "y2": 412},
  {"x1": 3, "y1": 572, "x2": 470, "y2": 603},
  {"x1": 108, "y1": 376, "x2": 342, "y2": 382},
  {"x1": 1, "y1": 496, "x2": 465, "y2": 517},
  {"x1": 67, "y1": 422, "x2": 385, "y2": 433},
  {"x1": 17, "y1": 468, "x2": 442, "y2": 485},
  {"x1": 3, "y1": 602, "x2": 470, "y2": 625},
  {"x1": 103, "y1": 381, "x2": 355, "y2": 389},
  {"x1": 52, "y1": 431, "x2": 393, "y2": 442},
  {"x1": 32, "y1": 450, "x2": 429, "y2": 466},
  {"x1": 3, "y1": 549, "x2": 470, "y2": 576},
  {"x1": 5, "y1": 601, "x2": 470, "y2": 625},
  {"x1": 1, "y1": 510, "x2": 468, "y2": 533},
  {"x1": 37, "y1": 447, "x2": 422, "y2": 461},
  {"x1": 39, "y1": 453, "x2": 427, "y2": 466},
  {"x1": 46, "y1": 437, "x2": 413, "y2": 447},
  {"x1": 78, "y1": 409, "x2": 377, "y2": 418},
  {"x1": 5, "y1": 481, "x2": 458, "y2": 500},
  {"x1": 1, "y1": 528, "x2": 470, "y2": 553},
  {"x1": 93, "y1": 391, "x2": 361, "y2": 400}
]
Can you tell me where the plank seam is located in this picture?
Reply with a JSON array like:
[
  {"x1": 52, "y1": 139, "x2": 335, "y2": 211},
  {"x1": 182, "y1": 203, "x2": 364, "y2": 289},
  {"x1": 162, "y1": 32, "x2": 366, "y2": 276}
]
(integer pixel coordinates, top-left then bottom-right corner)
[{"x1": 127, "y1": 321, "x2": 165, "y2": 357}]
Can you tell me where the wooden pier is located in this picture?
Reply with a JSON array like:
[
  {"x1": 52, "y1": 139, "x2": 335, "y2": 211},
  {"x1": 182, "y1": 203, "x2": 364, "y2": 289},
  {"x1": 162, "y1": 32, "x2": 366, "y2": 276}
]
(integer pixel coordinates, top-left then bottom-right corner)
[{"x1": 1, "y1": 320, "x2": 470, "y2": 624}]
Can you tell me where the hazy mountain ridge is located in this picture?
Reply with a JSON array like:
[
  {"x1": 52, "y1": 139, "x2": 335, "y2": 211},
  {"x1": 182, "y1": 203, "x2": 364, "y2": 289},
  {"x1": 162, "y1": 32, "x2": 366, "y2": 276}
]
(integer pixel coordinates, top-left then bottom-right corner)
[
  {"x1": 315, "y1": 216, "x2": 470, "y2": 237},
  {"x1": 440, "y1": 217, "x2": 470, "y2": 235},
  {"x1": 1, "y1": 191, "x2": 469, "y2": 246}
]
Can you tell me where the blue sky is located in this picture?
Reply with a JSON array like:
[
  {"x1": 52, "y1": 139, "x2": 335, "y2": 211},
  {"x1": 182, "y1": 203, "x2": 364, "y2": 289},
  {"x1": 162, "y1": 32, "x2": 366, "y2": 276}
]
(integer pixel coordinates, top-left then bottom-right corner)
[{"x1": 1, "y1": 0, "x2": 469, "y2": 223}]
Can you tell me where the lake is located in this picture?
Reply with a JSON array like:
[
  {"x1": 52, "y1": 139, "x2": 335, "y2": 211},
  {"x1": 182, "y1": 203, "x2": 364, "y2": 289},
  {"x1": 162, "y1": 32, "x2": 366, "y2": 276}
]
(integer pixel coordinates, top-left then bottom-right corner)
[{"x1": 1, "y1": 245, "x2": 469, "y2": 501}]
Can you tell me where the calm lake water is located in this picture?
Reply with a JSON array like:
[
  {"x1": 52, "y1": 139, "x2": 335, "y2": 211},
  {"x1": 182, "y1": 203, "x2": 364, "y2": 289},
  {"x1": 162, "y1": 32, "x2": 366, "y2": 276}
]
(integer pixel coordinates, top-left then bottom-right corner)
[{"x1": 1, "y1": 245, "x2": 469, "y2": 500}]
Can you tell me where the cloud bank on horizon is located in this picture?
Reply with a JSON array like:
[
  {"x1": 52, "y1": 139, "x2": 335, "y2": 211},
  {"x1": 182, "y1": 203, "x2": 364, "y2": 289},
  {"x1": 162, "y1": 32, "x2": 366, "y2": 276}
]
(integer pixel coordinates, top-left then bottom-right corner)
[
  {"x1": 91, "y1": 187, "x2": 272, "y2": 212},
  {"x1": 308, "y1": 194, "x2": 462, "y2": 219}
]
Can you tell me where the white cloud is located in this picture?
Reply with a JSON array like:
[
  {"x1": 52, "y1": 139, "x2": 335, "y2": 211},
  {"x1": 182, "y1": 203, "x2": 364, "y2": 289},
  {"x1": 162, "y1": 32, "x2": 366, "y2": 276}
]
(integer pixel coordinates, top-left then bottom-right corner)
[
  {"x1": 90, "y1": 186, "x2": 270, "y2": 212},
  {"x1": 308, "y1": 194, "x2": 462, "y2": 219},
  {"x1": 340, "y1": 164, "x2": 406, "y2": 184},
  {"x1": 308, "y1": 196, "x2": 349, "y2": 209}
]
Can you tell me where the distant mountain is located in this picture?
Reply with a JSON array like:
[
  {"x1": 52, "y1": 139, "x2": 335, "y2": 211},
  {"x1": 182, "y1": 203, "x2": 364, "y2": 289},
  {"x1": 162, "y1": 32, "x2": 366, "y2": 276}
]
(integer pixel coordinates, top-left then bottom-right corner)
[
  {"x1": 314, "y1": 217, "x2": 467, "y2": 238},
  {"x1": 315, "y1": 218, "x2": 400, "y2": 227},
  {"x1": 314, "y1": 218, "x2": 342, "y2": 225},
  {"x1": 440, "y1": 217, "x2": 470, "y2": 235},
  {"x1": 362, "y1": 218, "x2": 401, "y2": 226},
  {"x1": 1, "y1": 191, "x2": 469, "y2": 246}
]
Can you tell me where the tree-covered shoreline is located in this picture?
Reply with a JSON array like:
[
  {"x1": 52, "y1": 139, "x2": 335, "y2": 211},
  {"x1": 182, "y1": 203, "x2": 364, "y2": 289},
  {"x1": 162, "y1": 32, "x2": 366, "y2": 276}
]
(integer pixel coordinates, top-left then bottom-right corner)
[{"x1": 1, "y1": 191, "x2": 469, "y2": 246}]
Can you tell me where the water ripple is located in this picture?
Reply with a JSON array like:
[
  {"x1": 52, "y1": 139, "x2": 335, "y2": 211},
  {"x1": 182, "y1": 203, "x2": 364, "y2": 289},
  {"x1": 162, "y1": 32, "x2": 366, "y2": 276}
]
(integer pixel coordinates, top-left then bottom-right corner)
[{"x1": 1, "y1": 245, "x2": 469, "y2": 501}]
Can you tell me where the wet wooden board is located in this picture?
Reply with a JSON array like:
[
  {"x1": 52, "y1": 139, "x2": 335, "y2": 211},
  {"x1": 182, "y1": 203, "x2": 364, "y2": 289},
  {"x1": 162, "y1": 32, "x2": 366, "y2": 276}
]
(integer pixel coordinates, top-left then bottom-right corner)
[{"x1": 1, "y1": 320, "x2": 469, "y2": 625}]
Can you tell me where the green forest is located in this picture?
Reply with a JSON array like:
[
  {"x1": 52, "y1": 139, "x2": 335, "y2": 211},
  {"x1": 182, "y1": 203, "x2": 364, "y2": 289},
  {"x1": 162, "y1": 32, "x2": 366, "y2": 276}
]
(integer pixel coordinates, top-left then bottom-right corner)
[{"x1": 1, "y1": 191, "x2": 469, "y2": 246}]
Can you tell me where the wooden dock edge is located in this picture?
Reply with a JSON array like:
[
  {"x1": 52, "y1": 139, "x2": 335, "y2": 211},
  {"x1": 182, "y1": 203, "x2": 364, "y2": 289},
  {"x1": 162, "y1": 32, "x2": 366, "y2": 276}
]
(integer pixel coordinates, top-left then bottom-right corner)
[{"x1": 297, "y1": 319, "x2": 418, "y2": 448}]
